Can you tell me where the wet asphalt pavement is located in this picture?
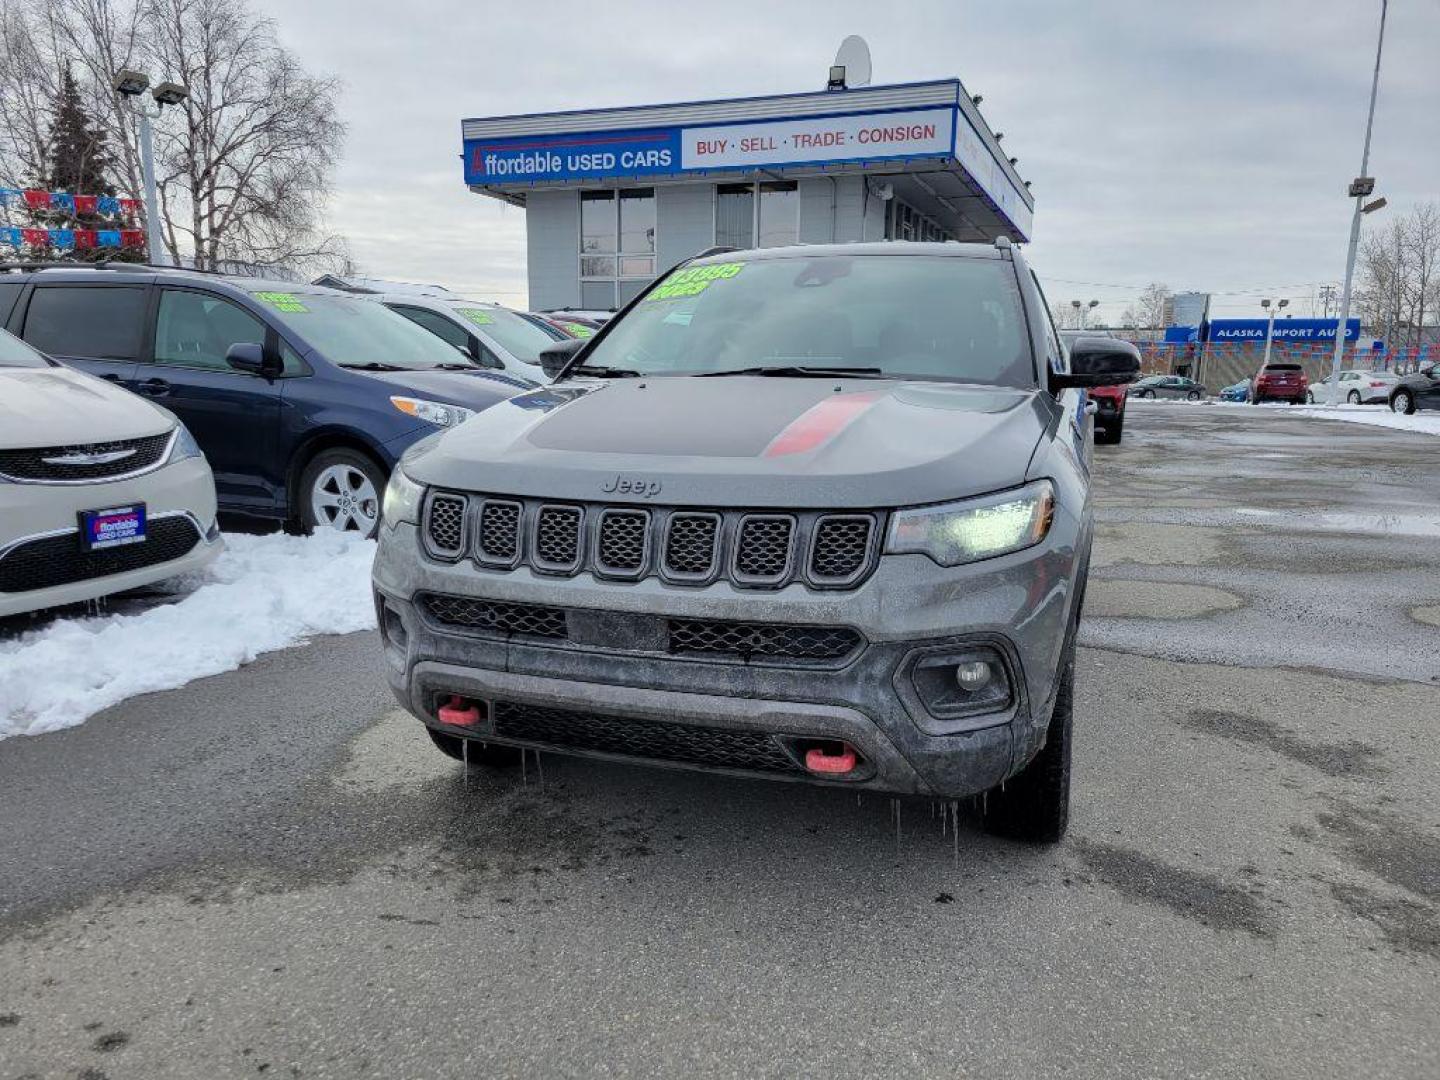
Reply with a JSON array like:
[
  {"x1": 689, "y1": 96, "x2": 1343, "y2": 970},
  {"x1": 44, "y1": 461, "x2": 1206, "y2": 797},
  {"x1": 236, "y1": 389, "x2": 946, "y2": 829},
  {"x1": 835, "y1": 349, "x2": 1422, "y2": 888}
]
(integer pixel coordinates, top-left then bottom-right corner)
[{"x1": 1, "y1": 402, "x2": 1438, "y2": 1079}]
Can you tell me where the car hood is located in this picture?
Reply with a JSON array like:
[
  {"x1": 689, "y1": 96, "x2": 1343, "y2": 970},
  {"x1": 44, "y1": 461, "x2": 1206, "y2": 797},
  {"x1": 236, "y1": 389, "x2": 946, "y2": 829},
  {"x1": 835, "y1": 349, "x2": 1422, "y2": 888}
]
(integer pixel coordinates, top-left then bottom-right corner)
[
  {"x1": 345, "y1": 366, "x2": 530, "y2": 405},
  {"x1": 403, "y1": 376, "x2": 1052, "y2": 509},
  {"x1": 0, "y1": 366, "x2": 172, "y2": 450}
]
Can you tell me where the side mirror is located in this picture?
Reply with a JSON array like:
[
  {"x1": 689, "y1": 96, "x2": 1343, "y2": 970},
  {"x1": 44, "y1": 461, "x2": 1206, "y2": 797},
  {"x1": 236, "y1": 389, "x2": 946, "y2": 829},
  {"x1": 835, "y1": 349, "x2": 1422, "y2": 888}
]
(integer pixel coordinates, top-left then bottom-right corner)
[
  {"x1": 539, "y1": 337, "x2": 584, "y2": 379},
  {"x1": 1052, "y1": 338, "x2": 1142, "y2": 391},
  {"x1": 225, "y1": 342, "x2": 280, "y2": 378}
]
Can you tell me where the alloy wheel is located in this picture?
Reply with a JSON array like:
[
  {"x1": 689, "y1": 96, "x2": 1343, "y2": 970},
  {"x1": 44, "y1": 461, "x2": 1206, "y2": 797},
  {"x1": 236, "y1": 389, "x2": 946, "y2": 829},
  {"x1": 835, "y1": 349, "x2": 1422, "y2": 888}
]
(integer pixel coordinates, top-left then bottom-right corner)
[
  {"x1": 310, "y1": 463, "x2": 380, "y2": 533},
  {"x1": 1391, "y1": 392, "x2": 1412, "y2": 414}
]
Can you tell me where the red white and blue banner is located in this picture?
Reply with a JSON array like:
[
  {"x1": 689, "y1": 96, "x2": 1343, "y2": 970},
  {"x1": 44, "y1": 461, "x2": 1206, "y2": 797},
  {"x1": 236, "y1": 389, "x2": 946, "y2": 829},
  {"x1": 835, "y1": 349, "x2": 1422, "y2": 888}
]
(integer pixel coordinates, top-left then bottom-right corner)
[
  {"x1": 1, "y1": 225, "x2": 144, "y2": 249},
  {"x1": 0, "y1": 187, "x2": 141, "y2": 219}
]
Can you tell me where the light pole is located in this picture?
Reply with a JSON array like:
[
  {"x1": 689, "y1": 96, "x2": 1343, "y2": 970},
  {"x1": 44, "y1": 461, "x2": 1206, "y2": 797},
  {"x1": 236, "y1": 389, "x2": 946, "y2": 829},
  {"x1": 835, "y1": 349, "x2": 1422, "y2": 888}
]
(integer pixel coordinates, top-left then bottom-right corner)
[
  {"x1": 1327, "y1": 0, "x2": 1389, "y2": 405},
  {"x1": 1260, "y1": 298, "x2": 1289, "y2": 369},
  {"x1": 1086, "y1": 300, "x2": 1099, "y2": 328},
  {"x1": 1070, "y1": 299, "x2": 1081, "y2": 329},
  {"x1": 111, "y1": 70, "x2": 189, "y2": 267}
]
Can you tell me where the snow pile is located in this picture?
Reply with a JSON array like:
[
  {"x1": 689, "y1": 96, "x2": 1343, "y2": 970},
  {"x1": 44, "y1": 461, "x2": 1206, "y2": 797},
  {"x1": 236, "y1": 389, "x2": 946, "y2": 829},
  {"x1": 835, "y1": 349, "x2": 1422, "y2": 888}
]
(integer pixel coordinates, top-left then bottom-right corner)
[
  {"x1": 0, "y1": 531, "x2": 377, "y2": 739},
  {"x1": 1132, "y1": 397, "x2": 1440, "y2": 437}
]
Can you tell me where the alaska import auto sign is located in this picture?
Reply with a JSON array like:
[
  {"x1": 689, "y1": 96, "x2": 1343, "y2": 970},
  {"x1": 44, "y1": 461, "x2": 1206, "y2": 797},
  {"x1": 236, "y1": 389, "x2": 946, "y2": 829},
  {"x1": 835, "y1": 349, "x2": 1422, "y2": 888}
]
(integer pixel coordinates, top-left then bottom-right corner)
[
  {"x1": 462, "y1": 108, "x2": 954, "y2": 185},
  {"x1": 1208, "y1": 318, "x2": 1361, "y2": 342}
]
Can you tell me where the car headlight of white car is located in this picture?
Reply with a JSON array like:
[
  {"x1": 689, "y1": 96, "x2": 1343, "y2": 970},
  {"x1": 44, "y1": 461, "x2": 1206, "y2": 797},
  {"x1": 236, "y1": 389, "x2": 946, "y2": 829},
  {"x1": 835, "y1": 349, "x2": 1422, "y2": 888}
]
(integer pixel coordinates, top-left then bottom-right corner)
[
  {"x1": 389, "y1": 396, "x2": 475, "y2": 428},
  {"x1": 885, "y1": 480, "x2": 1056, "y2": 567},
  {"x1": 166, "y1": 421, "x2": 205, "y2": 464},
  {"x1": 381, "y1": 467, "x2": 426, "y2": 528}
]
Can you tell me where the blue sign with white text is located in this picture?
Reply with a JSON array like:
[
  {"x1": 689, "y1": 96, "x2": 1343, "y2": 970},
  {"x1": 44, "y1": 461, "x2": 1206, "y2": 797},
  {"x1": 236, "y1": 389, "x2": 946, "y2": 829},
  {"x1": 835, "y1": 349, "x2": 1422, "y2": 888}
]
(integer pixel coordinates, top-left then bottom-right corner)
[
  {"x1": 1206, "y1": 318, "x2": 1360, "y2": 343},
  {"x1": 464, "y1": 127, "x2": 682, "y2": 185}
]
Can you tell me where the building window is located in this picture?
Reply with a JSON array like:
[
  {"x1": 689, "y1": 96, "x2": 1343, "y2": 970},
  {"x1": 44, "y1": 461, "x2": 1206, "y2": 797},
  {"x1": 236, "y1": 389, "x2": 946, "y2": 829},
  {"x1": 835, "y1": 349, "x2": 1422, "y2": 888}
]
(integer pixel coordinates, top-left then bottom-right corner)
[
  {"x1": 580, "y1": 188, "x2": 655, "y2": 310},
  {"x1": 887, "y1": 200, "x2": 950, "y2": 243},
  {"x1": 714, "y1": 181, "x2": 798, "y2": 250}
]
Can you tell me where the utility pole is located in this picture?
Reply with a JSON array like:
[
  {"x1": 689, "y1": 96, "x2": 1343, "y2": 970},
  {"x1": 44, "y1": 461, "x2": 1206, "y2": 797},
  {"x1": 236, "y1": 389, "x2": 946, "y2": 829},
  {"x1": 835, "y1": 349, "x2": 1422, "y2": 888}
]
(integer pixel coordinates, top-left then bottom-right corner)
[{"x1": 1328, "y1": 0, "x2": 1388, "y2": 402}]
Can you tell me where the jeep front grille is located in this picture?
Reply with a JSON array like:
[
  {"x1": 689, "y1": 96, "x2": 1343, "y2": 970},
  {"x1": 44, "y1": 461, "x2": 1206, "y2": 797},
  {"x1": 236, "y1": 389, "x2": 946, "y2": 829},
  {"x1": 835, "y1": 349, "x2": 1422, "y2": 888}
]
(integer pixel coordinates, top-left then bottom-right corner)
[
  {"x1": 419, "y1": 593, "x2": 567, "y2": 640},
  {"x1": 420, "y1": 495, "x2": 880, "y2": 590},
  {"x1": 667, "y1": 619, "x2": 862, "y2": 662}
]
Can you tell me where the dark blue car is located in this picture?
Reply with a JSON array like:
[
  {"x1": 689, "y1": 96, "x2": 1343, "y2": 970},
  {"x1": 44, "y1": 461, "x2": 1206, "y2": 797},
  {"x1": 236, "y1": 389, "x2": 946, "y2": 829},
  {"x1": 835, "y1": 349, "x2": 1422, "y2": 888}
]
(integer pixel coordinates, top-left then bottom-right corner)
[{"x1": 0, "y1": 266, "x2": 525, "y2": 535}]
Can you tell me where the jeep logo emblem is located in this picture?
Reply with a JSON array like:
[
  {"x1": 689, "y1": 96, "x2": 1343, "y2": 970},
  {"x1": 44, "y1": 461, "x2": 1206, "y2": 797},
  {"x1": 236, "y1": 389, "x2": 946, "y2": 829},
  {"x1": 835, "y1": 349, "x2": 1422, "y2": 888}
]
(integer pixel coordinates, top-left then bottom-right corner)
[{"x1": 601, "y1": 475, "x2": 663, "y2": 499}]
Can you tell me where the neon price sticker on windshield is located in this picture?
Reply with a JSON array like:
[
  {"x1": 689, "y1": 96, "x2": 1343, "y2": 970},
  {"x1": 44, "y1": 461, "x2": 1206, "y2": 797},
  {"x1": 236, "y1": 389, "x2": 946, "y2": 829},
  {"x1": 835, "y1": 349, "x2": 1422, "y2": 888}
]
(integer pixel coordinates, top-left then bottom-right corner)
[
  {"x1": 562, "y1": 322, "x2": 594, "y2": 338},
  {"x1": 644, "y1": 262, "x2": 743, "y2": 302},
  {"x1": 254, "y1": 291, "x2": 308, "y2": 313},
  {"x1": 457, "y1": 308, "x2": 495, "y2": 326}
]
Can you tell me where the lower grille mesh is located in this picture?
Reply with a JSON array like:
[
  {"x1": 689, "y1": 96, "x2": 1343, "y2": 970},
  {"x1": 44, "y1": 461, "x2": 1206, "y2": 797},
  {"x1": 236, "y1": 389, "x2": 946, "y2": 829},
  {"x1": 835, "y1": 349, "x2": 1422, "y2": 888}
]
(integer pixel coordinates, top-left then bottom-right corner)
[
  {"x1": 493, "y1": 702, "x2": 801, "y2": 774},
  {"x1": 668, "y1": 619, "x2": 861, "y2": 662},
  {"x1": 0, "y1": 517, "x2": 200, "y2": 594},
  {"x1": 420, "y1": 593, "x2": 567, "y2": 639}
]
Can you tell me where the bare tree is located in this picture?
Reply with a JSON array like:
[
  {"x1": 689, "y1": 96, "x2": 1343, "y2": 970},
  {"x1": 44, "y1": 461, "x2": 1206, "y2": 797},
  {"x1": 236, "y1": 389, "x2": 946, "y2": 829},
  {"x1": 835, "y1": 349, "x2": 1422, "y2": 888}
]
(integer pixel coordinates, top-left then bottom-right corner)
[
  {"x1": 1359, "y1": 203, "x2": 1440, "y2": 356},
  {"x1": 1121, "y1": 282, "x2": 1171, "y2": 330},
  {"x1": 0, "y1": 0, "x2": 346, "y2": 273}
]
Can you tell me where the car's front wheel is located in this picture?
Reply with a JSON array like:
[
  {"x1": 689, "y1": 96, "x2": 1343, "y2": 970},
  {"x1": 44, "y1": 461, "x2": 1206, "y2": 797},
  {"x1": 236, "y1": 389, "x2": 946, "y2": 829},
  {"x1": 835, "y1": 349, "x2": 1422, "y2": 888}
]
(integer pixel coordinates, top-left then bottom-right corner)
[
  {"x1": 299, "y1": 448, "x2": 386, "y2": 537},
  {"x1": 1186, "y1": 390, "x2": 1202, "y2": 401},
  {"x1": 1138, "y1": 389, "x2": 1155, "y2": 399},
  {"x1": 1347, "y1": 390, "x2": 1362, "y2": 404},
  {"x1": 983, "y1": 657, "x2": 1072, "y2": 843},
  {"x1": 1305, "y1": 391, "x2": 1315, "y2": 404},
  {"x1": 1095, "y1": 416, "x2": 1123, "y2": 445},
  {"x1": 1391, "y1": 390, "x2": 1415, "y2": 414}
]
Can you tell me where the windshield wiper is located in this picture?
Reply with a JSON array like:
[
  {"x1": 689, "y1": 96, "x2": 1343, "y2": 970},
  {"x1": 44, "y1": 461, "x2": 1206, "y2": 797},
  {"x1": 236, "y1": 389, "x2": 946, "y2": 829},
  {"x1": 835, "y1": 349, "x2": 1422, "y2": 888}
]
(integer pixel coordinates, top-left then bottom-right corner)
[
  {"x1": 693, "y1": 365, "x2": 887, "y2": 379},
  {"x1": 429, "y1": 362, "x2": 475, "y2": 371},
  {"x1": 338, "y1": 361, "x2": 406, "y2": 371},
  {"x1": 570, "y1": 364, "x2": 642, "y2": 378}
]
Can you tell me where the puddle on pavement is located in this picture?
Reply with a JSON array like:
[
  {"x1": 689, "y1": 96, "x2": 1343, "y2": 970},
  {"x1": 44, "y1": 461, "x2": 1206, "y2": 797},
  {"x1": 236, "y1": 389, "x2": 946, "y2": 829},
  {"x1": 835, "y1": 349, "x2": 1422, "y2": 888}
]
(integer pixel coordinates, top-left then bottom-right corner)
[
  {"x1": 1408, "y1": 606, "x2": 1440, "y2": 628},
  {"x1": 1235, "y1": 508, "x2": 1440, "y2": 539},
  {"x1": 333, "y1": 709, "x2": 454, "y2": 793},
  {"x1": 1092, "y1": 522, "x2": 1231, "y2": 568},
  {"x1": 1086, "y1": 580, "x2": 1243, "y2": 619}
]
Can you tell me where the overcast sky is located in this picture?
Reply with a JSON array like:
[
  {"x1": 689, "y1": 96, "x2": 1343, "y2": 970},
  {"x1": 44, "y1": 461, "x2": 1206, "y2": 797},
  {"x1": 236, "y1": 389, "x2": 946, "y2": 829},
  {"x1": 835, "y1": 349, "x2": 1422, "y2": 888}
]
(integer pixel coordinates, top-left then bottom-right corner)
[{"x1": 250, "y1": 0, "x2": 1438, "y2": 323}]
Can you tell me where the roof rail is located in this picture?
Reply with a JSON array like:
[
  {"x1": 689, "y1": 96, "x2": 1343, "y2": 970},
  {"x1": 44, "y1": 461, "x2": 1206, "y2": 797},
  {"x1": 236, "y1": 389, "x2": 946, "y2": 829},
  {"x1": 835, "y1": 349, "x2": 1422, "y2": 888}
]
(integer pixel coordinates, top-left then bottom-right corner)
[{"x1": 0, "y1": 260, "x2": 216, "y2": 274}]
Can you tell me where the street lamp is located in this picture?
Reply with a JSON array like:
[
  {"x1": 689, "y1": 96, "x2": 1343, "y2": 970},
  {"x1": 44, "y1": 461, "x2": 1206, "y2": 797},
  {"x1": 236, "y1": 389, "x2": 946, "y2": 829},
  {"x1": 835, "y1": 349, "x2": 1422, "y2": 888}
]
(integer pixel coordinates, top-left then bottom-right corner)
[
  {"x1": 1260, "y1": 298, "x2": 1289, "y2": 369},
  {"x1": 111, "y1": 69, "x2": 189, "y2": 266},
  {"x1": 1327, "y1": 0, "x2": 1389, "y2": 406},
  {"x1": 1071, "y1": 299, "x2": 1099, "y2": 329}
]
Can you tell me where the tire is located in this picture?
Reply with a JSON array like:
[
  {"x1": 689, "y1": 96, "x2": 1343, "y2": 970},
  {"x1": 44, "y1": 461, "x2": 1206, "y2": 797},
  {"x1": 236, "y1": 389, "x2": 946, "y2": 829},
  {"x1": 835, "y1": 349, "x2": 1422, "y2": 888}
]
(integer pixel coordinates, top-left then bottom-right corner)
[
  {"x1": 1095, "y1": 417, "x2": 1123, "y2": 445},
  {"x1": 983, "y1": 656, "x2": 1073, "y2": 843},
  {"x1": 427, "y1": 728, "x2": 522, "y2": 767},
  {"x1": 1391, "y1": 391, "x2": 1415, "y2": 414},
  {"x1": 1347, "y1": 390, "x2": 1361, "y2": 405},
  {"x1": 1139, "y1": 389, "x2": 1155, "y2": 399},
  {"x1": 1305, "y1": 391, "x2": 1315, "y2": 404},
  {"x1": 298, "y1": 448, "x2": 386, "y2": 537},
  {"x1": 1186, "y1": 390, "x2": 1201, "y2": 401}
]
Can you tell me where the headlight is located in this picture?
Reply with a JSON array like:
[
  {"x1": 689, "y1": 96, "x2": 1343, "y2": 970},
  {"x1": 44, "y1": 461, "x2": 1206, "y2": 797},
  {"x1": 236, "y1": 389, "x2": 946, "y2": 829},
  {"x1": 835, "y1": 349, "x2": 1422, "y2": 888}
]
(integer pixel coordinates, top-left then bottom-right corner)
[
  {"x1": 390, "y1": 396, "x2": 475, "y2": 428},
  {"x1": 381, "y1": 467, "x2": 425, "y2": 529},
  {"x1": 166, "y1": 422, "x2": 204, "y2": 464},
  {"x1": 885, "y1": 480, "x2": 1055, "y2": 567}
]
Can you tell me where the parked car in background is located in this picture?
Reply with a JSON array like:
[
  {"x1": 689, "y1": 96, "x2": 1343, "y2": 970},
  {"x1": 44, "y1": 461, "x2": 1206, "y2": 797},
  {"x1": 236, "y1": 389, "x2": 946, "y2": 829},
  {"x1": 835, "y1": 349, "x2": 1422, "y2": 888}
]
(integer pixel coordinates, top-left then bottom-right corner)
[
  {"x1": 373, "y1": 295, "x2": 560, "y2": 383},
  {"x1": 1250, "y1": 362, "x2": 1307, "y2": 405},
  {"x1": 540, "y1": 307, "x2": 613, "y2": 326},
  {"x1": 0, "y1": 266, "x2": 525, "y2": 538},
  {"x1": 1060, "y1": 331, "x2": 1133, "y2": 443},
  {"x1": 1388, "y1": 363, "x2": 1440, "y2": 414},
  {"x1": 1306, "y1": 369, "x2": 1398, "y2": 405},
  {"x1": 0, "y1": 327, "x2": 221, "y2": 617},
  {"x1": 1128, "y1": 374, "x2": 1205, "y2": 400},
  {"x1": 1218, "y1": 379, "x2": 1250, "y2": 402}
]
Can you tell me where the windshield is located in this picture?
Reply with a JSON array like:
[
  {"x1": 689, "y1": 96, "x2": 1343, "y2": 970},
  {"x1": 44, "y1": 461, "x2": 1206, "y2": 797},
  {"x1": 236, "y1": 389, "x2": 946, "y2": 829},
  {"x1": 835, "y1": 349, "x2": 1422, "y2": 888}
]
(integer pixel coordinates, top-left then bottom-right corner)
[
  {"x1": 0, "y1": 328, "x2": 51, "y2": 368},
  {"x1": 451, "y1": 305, "x2": 558, "y2": 364},
  {"x1": 579, "y1": 254, "x2": 1034, "y2": 386},
  {"x1": 250, "y1": 291, "x2": 474, "y2": 370}
]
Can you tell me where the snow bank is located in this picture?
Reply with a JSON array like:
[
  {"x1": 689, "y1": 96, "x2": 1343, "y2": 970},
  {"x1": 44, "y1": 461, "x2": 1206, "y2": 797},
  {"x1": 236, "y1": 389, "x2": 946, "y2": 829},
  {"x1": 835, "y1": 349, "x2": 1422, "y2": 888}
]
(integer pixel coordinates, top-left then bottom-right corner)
[
  {"x1": 1132, "y1": 397, "x2": 1440, "y2": 437},
  {"x1": 0, "y1": 531, "x2": 377, "y2": 739}
]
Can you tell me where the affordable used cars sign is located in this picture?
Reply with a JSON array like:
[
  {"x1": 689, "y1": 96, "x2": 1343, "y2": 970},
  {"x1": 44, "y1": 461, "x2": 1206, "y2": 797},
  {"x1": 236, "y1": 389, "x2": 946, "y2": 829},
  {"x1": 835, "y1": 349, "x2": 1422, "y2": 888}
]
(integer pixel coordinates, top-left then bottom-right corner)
[{"x1": 463, "y1": 108, "x2": 955, "y2": 185}]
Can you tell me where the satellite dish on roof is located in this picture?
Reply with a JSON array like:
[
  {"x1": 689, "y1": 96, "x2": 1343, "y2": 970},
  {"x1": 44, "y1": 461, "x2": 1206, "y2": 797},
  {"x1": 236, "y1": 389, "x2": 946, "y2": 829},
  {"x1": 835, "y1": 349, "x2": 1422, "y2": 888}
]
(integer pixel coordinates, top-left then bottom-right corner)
[{"x1": 833, "y1": 35, "x2": 872, "y2": 88}]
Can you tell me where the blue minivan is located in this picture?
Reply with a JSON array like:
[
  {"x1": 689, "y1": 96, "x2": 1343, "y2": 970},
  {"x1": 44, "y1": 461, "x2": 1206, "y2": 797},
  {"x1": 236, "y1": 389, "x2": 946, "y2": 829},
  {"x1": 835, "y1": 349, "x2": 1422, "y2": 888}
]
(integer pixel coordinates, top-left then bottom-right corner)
[{"x1": 0, "y1": 266, "x2": 526, "y2": 536}]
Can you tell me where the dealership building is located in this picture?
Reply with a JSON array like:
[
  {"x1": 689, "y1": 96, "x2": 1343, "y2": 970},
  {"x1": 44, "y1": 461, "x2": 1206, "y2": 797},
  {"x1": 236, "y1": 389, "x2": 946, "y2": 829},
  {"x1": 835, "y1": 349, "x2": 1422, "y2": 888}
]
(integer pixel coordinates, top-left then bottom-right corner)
[{"x1": 460, "y1": 78, "x2": 1033, "y2": 311}]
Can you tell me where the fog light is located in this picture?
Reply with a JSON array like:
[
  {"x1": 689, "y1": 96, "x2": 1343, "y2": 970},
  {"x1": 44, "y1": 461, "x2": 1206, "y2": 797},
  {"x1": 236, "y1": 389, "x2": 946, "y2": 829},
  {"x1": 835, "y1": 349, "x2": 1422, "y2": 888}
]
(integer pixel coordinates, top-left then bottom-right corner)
[{"x1": 955, "y1": 660, "x2": 992, "y2": 691}]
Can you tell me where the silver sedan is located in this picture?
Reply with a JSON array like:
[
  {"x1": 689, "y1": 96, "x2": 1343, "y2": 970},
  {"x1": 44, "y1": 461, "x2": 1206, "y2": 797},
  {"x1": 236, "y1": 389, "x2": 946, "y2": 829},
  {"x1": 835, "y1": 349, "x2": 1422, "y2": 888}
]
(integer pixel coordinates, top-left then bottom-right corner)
[{"x1": 1306, "y1": 369, "x2": 1398, "y2": 405}]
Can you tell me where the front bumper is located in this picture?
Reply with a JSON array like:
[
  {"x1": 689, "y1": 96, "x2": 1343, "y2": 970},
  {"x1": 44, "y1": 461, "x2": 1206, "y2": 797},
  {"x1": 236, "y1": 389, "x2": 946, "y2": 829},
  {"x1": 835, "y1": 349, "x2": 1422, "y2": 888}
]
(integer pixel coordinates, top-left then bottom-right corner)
[
  {"x1": 372, "y1": 513, "x2": 1084, "y2": 798},
  {"x1": 0, "y1": 457, "x2": 222, "y2": 617}
]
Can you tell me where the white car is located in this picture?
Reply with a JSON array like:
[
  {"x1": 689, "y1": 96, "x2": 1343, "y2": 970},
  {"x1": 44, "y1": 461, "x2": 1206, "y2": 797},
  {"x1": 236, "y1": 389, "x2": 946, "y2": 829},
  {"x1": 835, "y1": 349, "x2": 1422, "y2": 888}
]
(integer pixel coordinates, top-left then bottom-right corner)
[
  {"x1": 0, "y1": 329, "x2": 222, "y2": 617},
  {"x1": 1306, "y1": 369, "x2": 1398, "y2": 405},
  {"x1": 365, "y1": 295, "x2": 561, "y2": 384}
]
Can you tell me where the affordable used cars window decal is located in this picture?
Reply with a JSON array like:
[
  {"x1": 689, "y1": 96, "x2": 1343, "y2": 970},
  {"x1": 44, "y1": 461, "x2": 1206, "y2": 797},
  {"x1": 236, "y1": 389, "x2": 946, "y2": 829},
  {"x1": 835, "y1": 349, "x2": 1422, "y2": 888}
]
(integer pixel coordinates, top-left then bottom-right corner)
[
  {"x1": 456, "y1": 308, "x2": 495, "y2": 326},
  {"x1": 644, "y1": 262, "x2": 744, "y2": 302},
  {"x1": 254, "y1": 291, "x2": 309, "y2": 313},
  {"x1": 561, "y1": 322, "x2": 594, "y2": 338}
]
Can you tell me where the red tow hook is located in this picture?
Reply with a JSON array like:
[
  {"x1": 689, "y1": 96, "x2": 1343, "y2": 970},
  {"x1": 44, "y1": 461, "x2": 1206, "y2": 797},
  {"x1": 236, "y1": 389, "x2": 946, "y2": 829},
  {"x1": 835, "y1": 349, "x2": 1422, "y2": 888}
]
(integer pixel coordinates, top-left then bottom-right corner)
[
  {"x1": 437, "y1": 695, "x2": 482, "y2": 728},
  {"x1": 805, "y1": 742, "x2": 859, "y2": 776}
]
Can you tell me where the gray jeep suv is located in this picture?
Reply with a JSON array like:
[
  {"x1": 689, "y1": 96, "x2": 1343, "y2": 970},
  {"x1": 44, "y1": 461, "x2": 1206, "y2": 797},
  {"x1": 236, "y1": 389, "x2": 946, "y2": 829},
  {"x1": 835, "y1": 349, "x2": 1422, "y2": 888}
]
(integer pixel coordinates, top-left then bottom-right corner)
[{"x1": 372, "y1": 241, "x2": 1138, "y2": 842}]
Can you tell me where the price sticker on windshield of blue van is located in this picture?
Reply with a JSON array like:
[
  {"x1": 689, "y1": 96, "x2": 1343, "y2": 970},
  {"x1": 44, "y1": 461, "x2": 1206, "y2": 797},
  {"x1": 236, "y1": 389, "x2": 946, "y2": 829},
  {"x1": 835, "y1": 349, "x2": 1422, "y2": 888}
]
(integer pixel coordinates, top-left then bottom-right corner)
[
  {"x1": 457, "y1": 308, "x2": 495, "y2": 326},
  {"x1": 644, "y1": 262, "x2": 743, "y2": 302},
  {"x1": 254, "y1": 291, "x2": 308, "y2": 314}
]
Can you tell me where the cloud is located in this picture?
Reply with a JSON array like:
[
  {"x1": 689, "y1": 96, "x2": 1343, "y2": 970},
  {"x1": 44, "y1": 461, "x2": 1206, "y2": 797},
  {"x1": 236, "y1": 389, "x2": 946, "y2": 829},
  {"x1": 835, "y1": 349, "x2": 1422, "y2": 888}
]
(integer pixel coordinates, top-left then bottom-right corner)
[{"x1": 251, "y1": 0, "x2": 1439, "y2": 321}]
